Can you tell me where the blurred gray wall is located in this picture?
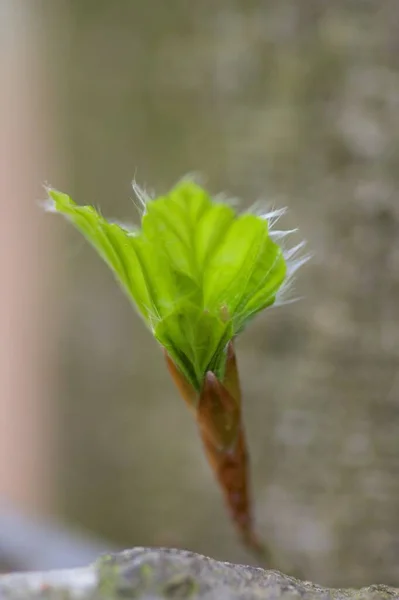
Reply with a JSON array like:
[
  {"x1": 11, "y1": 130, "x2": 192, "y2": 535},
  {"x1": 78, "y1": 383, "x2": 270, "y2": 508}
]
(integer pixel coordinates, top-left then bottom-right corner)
[{"x1": 48, "y1": 0, "x2": 399, "y2": 587}]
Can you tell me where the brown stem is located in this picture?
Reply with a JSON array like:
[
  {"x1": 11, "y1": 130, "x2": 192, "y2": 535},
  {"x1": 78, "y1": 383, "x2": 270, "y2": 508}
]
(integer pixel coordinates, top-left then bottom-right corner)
[
  {"x1": 197, "y1": 373, "x2": 266, "y2": 559},
  {"x1": 164, "y1": 344, "x2": 267, "y2": 559},
  {"x1": 164, "y1": 350, "x2": 197, "y2": 411}
]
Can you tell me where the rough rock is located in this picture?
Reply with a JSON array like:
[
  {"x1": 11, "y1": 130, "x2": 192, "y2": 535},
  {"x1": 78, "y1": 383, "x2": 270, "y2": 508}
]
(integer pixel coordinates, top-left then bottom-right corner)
[{"x1": 0, "y1": 548, "x2": 397, "y2": 600}]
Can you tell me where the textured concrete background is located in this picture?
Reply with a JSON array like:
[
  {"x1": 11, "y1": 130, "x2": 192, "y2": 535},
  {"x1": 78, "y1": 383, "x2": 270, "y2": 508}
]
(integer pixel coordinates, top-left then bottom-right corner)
[{"x1": 48, "y1": 0, "x2": 399, "y2": 588}]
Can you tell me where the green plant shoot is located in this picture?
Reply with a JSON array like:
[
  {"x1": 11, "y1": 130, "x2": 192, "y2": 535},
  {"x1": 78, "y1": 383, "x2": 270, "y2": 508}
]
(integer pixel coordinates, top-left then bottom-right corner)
[
  {"x1": 46, "y1": 180, "x2": 295, "y2": 391},
  {"x1": 46, "y1": 177, "x2": 307, "y2": 558}
]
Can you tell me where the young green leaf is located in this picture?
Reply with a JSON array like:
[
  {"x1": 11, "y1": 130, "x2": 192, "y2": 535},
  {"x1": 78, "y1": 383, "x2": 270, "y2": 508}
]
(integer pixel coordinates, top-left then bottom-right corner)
[{"x1": 46, "y1": 179, "x2": 305, "y2": 391}]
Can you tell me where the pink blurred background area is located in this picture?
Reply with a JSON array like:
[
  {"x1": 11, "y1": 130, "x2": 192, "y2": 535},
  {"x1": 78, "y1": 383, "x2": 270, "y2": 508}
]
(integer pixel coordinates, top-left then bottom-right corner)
[
  {"x1": 0, "y1": 0, "x2": 59, "y2": 518},
  {"x1": 1, "y1": 0, "x2": 399, "y2": 588}
]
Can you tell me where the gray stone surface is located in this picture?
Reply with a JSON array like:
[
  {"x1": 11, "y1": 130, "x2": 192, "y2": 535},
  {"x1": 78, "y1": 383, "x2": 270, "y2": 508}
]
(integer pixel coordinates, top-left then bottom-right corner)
[{"x1": 0, "y1": 548, "x2": 398, "y2": 600}]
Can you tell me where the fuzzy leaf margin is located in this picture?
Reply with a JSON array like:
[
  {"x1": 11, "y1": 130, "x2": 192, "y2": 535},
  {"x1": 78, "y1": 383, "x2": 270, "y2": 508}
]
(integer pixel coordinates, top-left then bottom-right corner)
[{"x1": 46, "y1": 181, "x2": 290, "y2": 391}]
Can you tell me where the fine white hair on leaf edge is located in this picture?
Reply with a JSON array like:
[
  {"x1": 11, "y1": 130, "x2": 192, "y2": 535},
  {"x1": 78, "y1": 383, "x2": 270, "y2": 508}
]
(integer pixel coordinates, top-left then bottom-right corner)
[
  {"x1": 274, "y1": 277, "x2": 299, "y2": 307},
  {"x1": 243, "y1": 197, "x2": 310, "y2": 307},
  {"x1": 247, "y1": 199, "x2": 288, "y2": 227},
  {"x1": 131, "y1": 179, "x2": 151, "y2": 213},
  {"x1": 40, "y1": 183, "x2": 60, "y2": 213},
  {"x1": 274, "y1": 251, "x2": 312, "y2": 307},
  {"x1": 214, "y1": 192, "x2": 241, "y2": 208},
  {"x1": 41, "y1": 198, "x2": 56, "y2": 213},
  {"x1": 108, "y1": 219, "x2": 138, "y2": 234},
  {"x1": 286, "y1": 248, "x2": 312, "y2": 278},
  {"x1": 269, "y1": 228, "x2": 298, "y2": 240},
  {"x1": 178, "y1": 171, "x2": 207, "y2": 187},
  {"x1": 283, "y1": 241, "x2": 307, "y2": 261},
  {"x1": 259, "y1": 207, "x2": 288, "y2": 228}
]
